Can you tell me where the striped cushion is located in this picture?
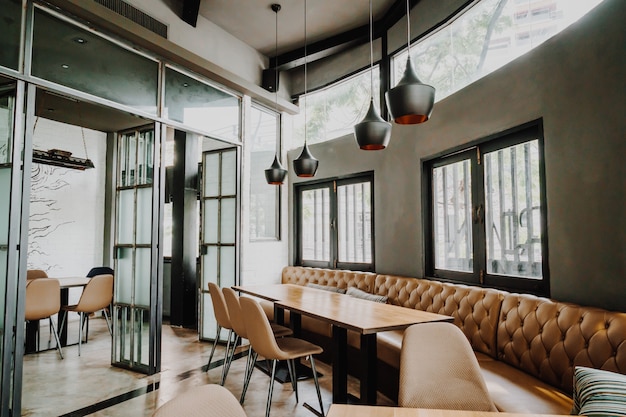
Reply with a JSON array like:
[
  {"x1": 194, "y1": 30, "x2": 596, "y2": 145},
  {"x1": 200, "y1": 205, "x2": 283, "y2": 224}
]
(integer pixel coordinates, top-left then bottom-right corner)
[{"x1": 572, "y1": 366, "x2": 626, "y2": 416}]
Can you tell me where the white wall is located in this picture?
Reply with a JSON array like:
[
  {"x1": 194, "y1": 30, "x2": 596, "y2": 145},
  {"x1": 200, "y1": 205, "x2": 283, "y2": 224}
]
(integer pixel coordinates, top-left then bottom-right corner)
[
  {"x1": 28, "y1": 118, "x2": 107, "y2": 278},
  {"x1": 125, "y1": 0, "x2": 267, "y2": 86}
]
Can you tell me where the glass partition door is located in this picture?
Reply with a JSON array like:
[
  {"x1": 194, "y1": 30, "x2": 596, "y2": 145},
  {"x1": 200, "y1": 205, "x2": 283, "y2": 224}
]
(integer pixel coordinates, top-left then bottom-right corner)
[
  {"x1": 199, "y1": 148, "x2": 238, "y2": 341},
  {"x1": 112, "y1": 125, "x2": 162, "y2": 374},
  {"x1": 1, "y1": 79, "x2": 27, "y2": 417}
]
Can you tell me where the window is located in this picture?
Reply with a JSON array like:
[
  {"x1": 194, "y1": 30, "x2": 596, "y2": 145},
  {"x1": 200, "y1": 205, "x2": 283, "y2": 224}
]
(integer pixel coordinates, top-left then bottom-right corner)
[
  {"x1": 392, "y1": 0, "x2": 604, "y2": 103},
  {"x1": 292, "y1": 66, "x2": 380, "y2": 145},
  {"x1": 296, "y1": 173, "x2": 374, "y2": 271},
  {"x1": 425, "y1": 122, "x2": 548, "y2": 295},
  {"x1": 249, "y1": 104, "x2": 280, "y2": 240}
]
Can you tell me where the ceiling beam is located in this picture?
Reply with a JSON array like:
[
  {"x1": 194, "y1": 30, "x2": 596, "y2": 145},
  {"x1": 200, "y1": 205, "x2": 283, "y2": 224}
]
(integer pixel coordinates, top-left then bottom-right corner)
[
  {"x1": 270, "y1": 0, "x2": 422, "y2": 71},
  {"x1": 181, "y1": 0, "x2": 201, "y2": 27}
]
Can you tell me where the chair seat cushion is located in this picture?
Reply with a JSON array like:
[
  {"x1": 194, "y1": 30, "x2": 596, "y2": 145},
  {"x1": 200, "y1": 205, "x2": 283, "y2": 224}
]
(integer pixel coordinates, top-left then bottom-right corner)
[
  {"x1": 478, "y1": 354, "x2": 573, "y2": 414},
  {"x1": 275, "y1": 337, "x2": 323, "y2": 360}
]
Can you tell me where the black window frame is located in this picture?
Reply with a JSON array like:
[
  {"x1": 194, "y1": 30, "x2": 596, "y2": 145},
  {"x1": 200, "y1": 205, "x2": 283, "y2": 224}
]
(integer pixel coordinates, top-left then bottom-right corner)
[
  {"x1": 295, "y1": 172, "x2": 375, "y2": 272},
  {"x1": 423, "y1": 120, "x2": 550, "y2": 296}
]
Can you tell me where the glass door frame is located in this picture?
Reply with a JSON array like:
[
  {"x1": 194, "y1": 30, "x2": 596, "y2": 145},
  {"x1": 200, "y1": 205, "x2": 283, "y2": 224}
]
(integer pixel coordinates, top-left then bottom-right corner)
[
  {"x1": 199, "y1": 147, "x2": 241, "y2": 342},
  {"x1": 111, "y1": 123, "x2": 163, "y2": 375}
]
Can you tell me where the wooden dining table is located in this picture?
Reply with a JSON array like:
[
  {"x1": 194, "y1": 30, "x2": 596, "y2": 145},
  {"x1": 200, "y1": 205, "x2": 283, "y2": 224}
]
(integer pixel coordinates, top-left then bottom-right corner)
[
  {"x1": 326, "y1": 404, "x2": 574, "y2": 417},
  {"x1": 233, "y1": 284, "x2": 453, "y2": 405},
  {"x1": 24, "y1": 276, "x2": 90, "y2": 353}
]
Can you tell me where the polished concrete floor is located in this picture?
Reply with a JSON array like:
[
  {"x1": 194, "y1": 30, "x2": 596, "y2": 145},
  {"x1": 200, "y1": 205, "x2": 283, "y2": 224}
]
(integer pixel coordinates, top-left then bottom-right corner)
[{"x1": 21, "y1": 316, "x2": 393, "y2": 416}]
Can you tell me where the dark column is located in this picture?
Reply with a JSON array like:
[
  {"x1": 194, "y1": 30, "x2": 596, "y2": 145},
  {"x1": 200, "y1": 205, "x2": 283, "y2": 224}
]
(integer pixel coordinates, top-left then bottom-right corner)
[{"x1": 169, "y1": 130, "x2": 198, "y2": 328}]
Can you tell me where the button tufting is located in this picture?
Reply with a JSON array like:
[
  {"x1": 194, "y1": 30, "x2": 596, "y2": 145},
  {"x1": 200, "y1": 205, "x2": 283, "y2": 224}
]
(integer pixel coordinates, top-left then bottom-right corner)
[{"x1": 605, "y1": 322, "x2": 610, "y2": 329}]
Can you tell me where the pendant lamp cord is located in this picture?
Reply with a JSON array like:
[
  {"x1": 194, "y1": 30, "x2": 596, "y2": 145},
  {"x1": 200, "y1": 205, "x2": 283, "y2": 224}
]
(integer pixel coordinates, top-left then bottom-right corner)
[
  {"x1": 406, "y1": 0, "x2": 411, "y2": 55},
  {"x1": 369, "y1": 0, "x2": 374, "y2": 99},
  {"x1": 303, "y1": 0, "x2": 308, "y2": 146},
  {"x1": 274, "y1": 5, "x2": 279, "y2": 113},
  {"x1": 77, "y1": 102, "x2": 90, "y2": 160}
]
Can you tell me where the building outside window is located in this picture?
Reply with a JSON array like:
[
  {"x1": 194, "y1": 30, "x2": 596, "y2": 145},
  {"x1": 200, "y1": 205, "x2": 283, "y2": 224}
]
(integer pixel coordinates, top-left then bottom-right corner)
[
  {"x1": 249, "y1": 104, "x2": 281, "y2": 241},
  {"x1": 296, "y1": 173, "x2": 374, "y2": 271},
  {"x1": 424, "y1": 121, "x2": 549, "y2": 295},
  {"x1": 292, "y1": 67, "x2": 380, "y2": 146},
  {"x1": 392, "y1": 0, "x2": 604, "y2": 103}
]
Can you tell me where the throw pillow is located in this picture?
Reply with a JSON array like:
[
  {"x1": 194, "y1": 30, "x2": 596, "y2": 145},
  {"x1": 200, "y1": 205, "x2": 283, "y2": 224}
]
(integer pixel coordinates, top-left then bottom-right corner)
[
  {"x1": 306, "y1": 283, "x2": 346, "y2": 294},
  {"x1": 572, "y1": 366, "x2": 626, "y2": 417},
  {"x1": 346, "y1": 286, "x2": 388, "y2": 303}
]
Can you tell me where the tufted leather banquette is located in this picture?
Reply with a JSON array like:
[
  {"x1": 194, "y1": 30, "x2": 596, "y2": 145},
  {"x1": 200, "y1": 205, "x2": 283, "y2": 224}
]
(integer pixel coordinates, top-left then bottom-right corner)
[{"x1": 275, "y1": 266, "x2": 626, "y2": 414}]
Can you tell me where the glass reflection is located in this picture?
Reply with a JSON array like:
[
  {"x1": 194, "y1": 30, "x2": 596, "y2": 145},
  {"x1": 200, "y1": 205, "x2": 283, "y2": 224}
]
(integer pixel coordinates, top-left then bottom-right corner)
[
  {"x1": 0, "y1": 0, "x2": 21, "y2": 70},
  {"x1": 32, "y1": 9, "x2": 158, "y2": 114},
  {"x1": 164, "y1": 67, "x2": 241, "y2": 141}
]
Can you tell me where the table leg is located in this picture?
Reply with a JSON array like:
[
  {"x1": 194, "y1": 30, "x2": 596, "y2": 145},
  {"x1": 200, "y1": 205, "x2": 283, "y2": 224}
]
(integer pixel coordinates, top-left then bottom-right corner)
[
  {"x1": 25, "y1": 320, "x2": 39, "y2": 353},
  {"x1": 58, "y1": 287, "x2": 69, "y2": 346},
  {"x1": 360, "y1": 333, "x2": 378, "y2": 404},
  {"x1": 274, "y1": 305, "x2": 285, "y2": 326},
  {"x1": 332, "y1": 325, "x2": 348, "y2": 404}
]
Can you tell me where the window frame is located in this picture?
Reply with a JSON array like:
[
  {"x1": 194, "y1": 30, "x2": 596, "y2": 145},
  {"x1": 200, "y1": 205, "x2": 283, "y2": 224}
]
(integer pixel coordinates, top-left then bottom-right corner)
[
  {"x1": 295, "y1": 172, "x2": 375, "y2": 272},
  {"x1": 423, "y1": 120, "x2": 550, "y2": 296}
]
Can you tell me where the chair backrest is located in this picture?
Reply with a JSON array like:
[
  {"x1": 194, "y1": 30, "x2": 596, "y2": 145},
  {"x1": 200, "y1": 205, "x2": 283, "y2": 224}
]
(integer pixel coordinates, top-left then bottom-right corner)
[
  {"x1": 27, "y1": 269, "x2": 48, "y2": 280},
  {"x1": 152, "y1": 384, "x2": 247, "y2": 417},
  {"x1": 208, "y1": 282, "x2": 231, "y2": 329},
  {"x1": 399, "y1": 322, "x2": 497, "y2": 411},
  {"x1": 222, "y1": 287, "x2": 247, "y2": 339},
  {"x1": 239, "y1": 296, "x2": 283, "y2": 360},
  {"x1": 25, "y1": 278, "x2": 60, "y2": 321},
  {"x1": 86, "y1": 266, "x2": 114, "y2": 278},
  {"x1": 75, "y1": 274, "x2": 114, "y2": 313}
]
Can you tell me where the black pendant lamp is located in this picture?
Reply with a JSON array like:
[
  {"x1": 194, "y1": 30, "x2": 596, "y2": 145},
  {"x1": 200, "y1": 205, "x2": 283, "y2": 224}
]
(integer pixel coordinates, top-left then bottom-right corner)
[
  {"x1": 354, "y1": 0, "x2": 392, "y2": 150},
  {"x1": 385, "y1": 0, "x2": 435, "y2": 124},
  {"x1": 293, "y1": 0, "x2": 319, "y2": 177},
  {"x1": 265, "y1": 4, "x2": 288, "y2": 185}
]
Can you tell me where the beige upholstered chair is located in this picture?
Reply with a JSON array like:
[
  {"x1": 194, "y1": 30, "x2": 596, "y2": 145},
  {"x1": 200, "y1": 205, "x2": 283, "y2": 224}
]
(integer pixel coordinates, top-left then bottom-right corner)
[
  {"x1": 26, "y1": 269, "x2": 48, "y2": 280},
  {"x1": 222, "y1": 287, "x2": 292, "y2": 403},
  {"x1": 206, "y1": 282, "x2": 237, "y2": 385},
  {"x1": 60, "y1": 274, "x2": 113, "y2": 356},
  {"x1": 152, "y1": 384, "x2": 247, "y2": 417},
  {"x1": 25, "y1": 278, "x2": 63, "y2": 359},
  {"x1": 240, "y1": 296, "x2": 324, "y2": 417},
  {"x1": 399, "y1": 322, "x2": 497, "y2": 411}
]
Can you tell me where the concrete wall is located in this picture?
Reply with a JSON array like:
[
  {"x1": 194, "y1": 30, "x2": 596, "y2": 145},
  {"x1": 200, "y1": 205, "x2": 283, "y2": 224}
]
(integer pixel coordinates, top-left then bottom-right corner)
[{"x1": 288, "y1": 0, "x2": 625, "y2": 312}]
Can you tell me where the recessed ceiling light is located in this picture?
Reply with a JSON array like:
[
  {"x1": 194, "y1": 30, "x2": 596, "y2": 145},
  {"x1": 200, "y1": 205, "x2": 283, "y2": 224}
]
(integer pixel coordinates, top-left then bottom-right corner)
[
  {"x1": 61, "y1": 64, "x2": 69, "y2": 69},
  {"x1": 182, "y1": 83, "x2": 189, "y2": 87},
  {"x1": 73, "y1": 37, "x2": 87, "y2": 44}
]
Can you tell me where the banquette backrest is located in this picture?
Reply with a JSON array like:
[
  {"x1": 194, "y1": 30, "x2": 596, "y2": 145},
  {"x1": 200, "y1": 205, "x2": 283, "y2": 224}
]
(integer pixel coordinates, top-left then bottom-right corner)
[
  {"x1": 497, "y1": 293, "x2": 626, "y2": 394},
  {"x1": 281, "y1": 266, "x2": 375, "y2": 292},
  {"x1": 374, "y1": 274, "x2": 505, "y2": 359},
  {"x1": 280, "y1": 266, "x2": 626, "y2": 395}
]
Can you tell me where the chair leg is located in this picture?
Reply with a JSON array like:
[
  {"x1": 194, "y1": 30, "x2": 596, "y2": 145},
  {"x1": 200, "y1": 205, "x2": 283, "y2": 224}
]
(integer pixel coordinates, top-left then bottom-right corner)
[
  {"x1": 49, "y1": 317, "x2": 64, "y2": 359},
  {"x1": 240, "y1": 350, "x2": 257, "y2": 404},
  {"x1": 206, "y1": 324, "x2": 221, "y2": 371},
  {"x1": 310, "y1": 356, "x2": 325, "y2": 417},
  {"x1": 103, "y1": 308, "x2": 113, "y2": 336},
  {"x1": 78, "y1": 312, "x2": 84, "y2": 356},
  {"x1": 287, "y1": 359, "x2": 299, "y2": 403},
  {"x1": 265, "y1": 359, "x2": 278, "y2": 417},
  {"x1": 222, "y1": 332, "x2": 238, "y2": 385},
  {"x1": 220, "y1": 329, "x2": 234, "y2": 385}
]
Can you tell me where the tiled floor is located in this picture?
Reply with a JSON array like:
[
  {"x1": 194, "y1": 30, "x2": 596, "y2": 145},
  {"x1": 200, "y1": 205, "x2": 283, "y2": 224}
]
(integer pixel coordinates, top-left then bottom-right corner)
[{"x1": 21, "y1": 316, "x2": 392, "y2": 416}]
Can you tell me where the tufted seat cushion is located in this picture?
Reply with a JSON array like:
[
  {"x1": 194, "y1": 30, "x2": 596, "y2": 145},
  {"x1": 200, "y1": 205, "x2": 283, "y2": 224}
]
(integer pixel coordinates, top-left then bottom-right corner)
[
  {"x1": 477, "y1": 351, "x2": 573, "y2": 413},
  {"x1": 497, "y1": 293, "x2": 626, "y2": 394}
]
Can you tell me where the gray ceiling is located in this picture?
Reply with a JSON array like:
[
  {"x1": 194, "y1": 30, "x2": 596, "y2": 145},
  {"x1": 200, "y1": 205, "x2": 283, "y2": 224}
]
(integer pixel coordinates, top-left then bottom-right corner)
[{"x1": 198, "y1": 0, "x2": 398, "y2": 56}]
